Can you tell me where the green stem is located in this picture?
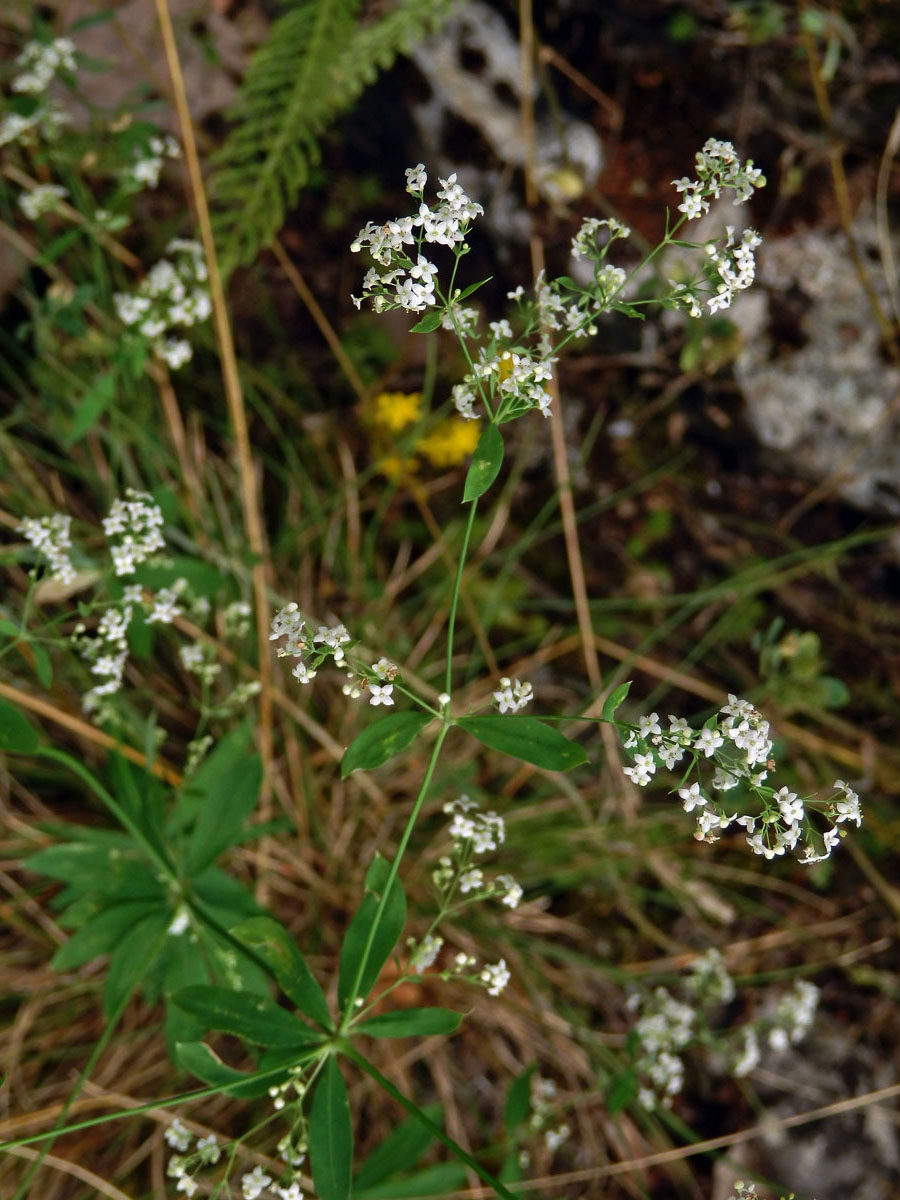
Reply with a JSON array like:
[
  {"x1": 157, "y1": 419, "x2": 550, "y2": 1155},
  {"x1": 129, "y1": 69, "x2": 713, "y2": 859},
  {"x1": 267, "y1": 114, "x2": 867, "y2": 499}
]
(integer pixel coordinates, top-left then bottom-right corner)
[
  {"x1": 338, "y1": 720, "x2": 450, "y2": 1029},
  {"x1": 344, "y1": 1045, "x2": 518, "y2": 1200},
  {"x1": 445, "y1": 498, "x2": 479, "y2": 696}
]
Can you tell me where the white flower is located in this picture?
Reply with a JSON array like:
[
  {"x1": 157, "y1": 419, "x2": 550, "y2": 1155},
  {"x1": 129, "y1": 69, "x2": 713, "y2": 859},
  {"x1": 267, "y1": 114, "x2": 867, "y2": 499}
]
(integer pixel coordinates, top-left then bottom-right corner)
[
  {"x1": 196, "y1": 1133, "x2": 220, "y2": 1164},
  {"x1": 733, "y1": 1027, "x2": 760, "y2": 1077},
  {"x1": 369, "y1": 683, "x2": 394, "y2": 706},
  {"x1": 624, "y1": 752, "x2": 656, "y2": 787},
  {"x1": 176, "y1": 1177, "x2": 198, "y2": 1197},
  {"x1": 678, "y1": 782, "x2": 706, "y2": 812},
  {"x1": 480, "y1": 958, "x2": 510, "y2": 996},
  {"x1": 19, "y1": 512, "x2": 76, "y2": 584},
  {"x1": 408, "y1": 933, "x2": 443, "y2": 971},
  {"x1": 832, "y1": 779, "x2": 862, "y2": 826},
  {"x1": 165, "y1": 1118, "x2": 192, "y2": 1151},
  {"x1": 292, "y1": 661, "x2": 317, "y2": 684},
  {"x1": 638, "y1": 712, "x2": 661, "y2": 737},
  {"x1": 242, "y1": 1166, "x2": 273, "y2": 1199},
  {"x1": 277, "y1": 1185, "x2": 304, "y2": 1200},
  {"x1": 694, "y1": 727, "x2": 724, "y2": 757},
  {"x1": 459, "y1": 867, "x2": 484, "y2": 894},
  {"x1": 19, "y1": 184, "x2": 68, "y2": 220},
  {"x1": 495, "y1": 873, "x2": 523, "y2": 908}
]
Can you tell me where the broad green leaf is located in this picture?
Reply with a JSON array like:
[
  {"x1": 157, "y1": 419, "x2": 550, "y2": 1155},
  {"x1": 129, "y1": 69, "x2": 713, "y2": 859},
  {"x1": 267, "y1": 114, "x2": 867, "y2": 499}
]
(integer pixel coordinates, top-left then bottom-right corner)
[
  {"x1": 410, "y1": 310, "x2": 442, "y2": 333},
  {"x1": 353, "y1": 1103, "x2": 442, "y2": 1192},
  {"x1": 457, "y1": 716, "x2": 587, "y2": 771},
  {"x1": 66, "y1": 370, "x2": 116, "y2": 444},
  {"x1": 52, "y1": 900, "x2": 162, "y2": 970},
  {"x1": 175, "y1": 1041, "x2": 274, "y2": 1099},
  {"x1": 104, "y1": 909, "x2": 169, "y2": 1017},
  {"x1": 0, "y1": 699, "x2": 39, "y2": 754},
  {"x1": 338, "y1": 854, "x2": 406, "y2": 1011},
  {"x1": 0, "y1": 618, "x2": 20, "y2": 638},
  {"x1": 231, "y1": 916, "x2": 331, "y2": 1029},
  {"x1": 309, "y1": 1056, "x2": 353, "y2": 1200},
  {"x1": 601, "y1": 680, "x2": 632, "y2": 722},
  {"x1": 173, "y1": 985, "x2": 324, "y2": 1048},
  {"x1": 463, "y1": 423, "x2": 503, "y2": 502},
  {"x1": 341, "y1": 711, "x2": 432, "y2": 778},
  {"x1": 354, "y1": 1007, "x2": 462, "y2": 1039},
  {"x1": 503, "y1": 1064, "x2": 535, "y2": 1133}
]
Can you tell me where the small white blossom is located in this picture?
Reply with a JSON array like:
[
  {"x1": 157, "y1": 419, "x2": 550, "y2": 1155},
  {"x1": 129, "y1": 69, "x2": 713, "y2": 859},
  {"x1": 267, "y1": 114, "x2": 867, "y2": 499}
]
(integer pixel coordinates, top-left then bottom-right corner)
[
  {"x1": 480, "y1": 958, "x2": 510, "y2": 996},
  {"x1": 242, "y1": 1166, "x2": 273, "y2": 1200},
  {"x1": 19, "y1": 184, "x2": 68, "y2": 221},
  {"x1": 369, "y1": 683, "x2": 394, "y2": 707},
  {"x1": 165, "y1": 1118, "x2": 192, "y2": 1151}
]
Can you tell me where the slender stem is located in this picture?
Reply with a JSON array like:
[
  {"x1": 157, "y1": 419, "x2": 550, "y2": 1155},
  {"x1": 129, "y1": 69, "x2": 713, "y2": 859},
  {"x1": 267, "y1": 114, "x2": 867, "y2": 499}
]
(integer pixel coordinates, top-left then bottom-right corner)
[
  {"x1": 338, "y1": 720, "x2": 450, "y2": 1029},
  {"x1": 344, "y1": 1045, "x2": 518, "y2": 1200},
  {"x1": 444, "y1": 498, "x2": 480, "y2": 696}
]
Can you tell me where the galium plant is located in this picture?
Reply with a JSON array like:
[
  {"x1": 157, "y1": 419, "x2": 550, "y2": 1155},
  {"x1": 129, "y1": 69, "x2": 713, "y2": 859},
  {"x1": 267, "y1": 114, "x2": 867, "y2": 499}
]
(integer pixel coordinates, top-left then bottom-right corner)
[{"x1": 2, "y1": 129, "x2": 866, "y2": 1200}]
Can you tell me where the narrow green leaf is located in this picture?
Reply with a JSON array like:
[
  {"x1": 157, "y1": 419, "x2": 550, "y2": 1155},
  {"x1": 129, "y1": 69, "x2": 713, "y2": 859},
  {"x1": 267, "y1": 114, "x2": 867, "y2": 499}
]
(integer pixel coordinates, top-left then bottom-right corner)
[
  {"x1": 504, "y1": 1064, "x2": 536, "y2": 1133},
  {"x1": 338, "y1": 853, "x2": 406, "y2": 1010},
  {"x1": 66, "y1": 370, "x2": 116, "y2": 444},
  {"x1": 601, "y1": 680, "x2": 632, "y2": 722},
  {"x1": 353, "y1": 1103, "x2": 442, "y2": 1192},
  {"x1": 31, "y1": 641, "x2": 53, "y2": 687},
  {"x1": 51, "y1": 900, "x2": 161, "y2": 970},
  {"x1": 341, "y1": 711, "x2": 432, "y2": 778},
  {"x1": 355, "y1": 1007, "x2": 462, "y2": 1039},
  {"x1": 175, "y1": 1041, "x2": 275, "y2": 1099},
  {"x1": 462, "y1": 423, "x2": 503, "y2": 502},
  {"x1": 0, "y1": 699, "x2": 39, "y2": 753},
  {"x1": 104, "y1": 910, "x2": 168, "y2": 1017},
  {"x1": 187, "y1": 752, "x2": 262, "y2": 873},
  {"x1": 454, "y1": 275, "x2": 492, "y2": 303},
  {"x1": 173, "y1": 985, "x2": 323, "y2": 1048},
  {"x1": 309, "y1": 1056, "x2": 353, "y2": 1200},
  {"x1": 606, "y1": 1068, "x2": 637, "y2": 1114},
  {"x1": 457, "y1": 716, "x2": 587, "y2": 771},
  {"x1": 231, "y1": 916, "x2": 331, "y2": 1029},
  {"x1": 409, "y1": 310, "x2": 442, "y2": 333},
  {"x1": 0, "y1": 618, "x2": 21, "y2": 638}
]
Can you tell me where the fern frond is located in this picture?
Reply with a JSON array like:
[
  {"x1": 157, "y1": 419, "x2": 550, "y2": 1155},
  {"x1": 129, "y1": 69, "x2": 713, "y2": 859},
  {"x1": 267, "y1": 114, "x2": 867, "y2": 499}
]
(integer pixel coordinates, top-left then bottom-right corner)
[{"x1": 210, "y1": 0, "x2": 455, "y2": 273}]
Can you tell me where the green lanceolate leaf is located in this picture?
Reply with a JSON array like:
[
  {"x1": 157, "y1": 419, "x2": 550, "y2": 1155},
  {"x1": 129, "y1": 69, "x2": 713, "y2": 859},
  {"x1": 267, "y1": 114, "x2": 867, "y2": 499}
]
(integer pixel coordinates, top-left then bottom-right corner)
[
  {"x1": 0, "y1": 699, "x2": 39, "y2": 754},
  {"x1": 104, "y1": 909, "x2": 169, "y2": 1018},
  {"x1": 174, "y1": 1041, "x2": 277, "y2": 1099},
  {"x1": 410, "y1": 310, "x2": 443, "y2": 333},
  {"x1": 172, "y1": 985, "x2": 324, "y2": 1048},
  {"x1": 457, "y1": 716, "x2": 588, "y2": 771},
  {"x1": 338, "y1": 854, "x2": 406, "y2": 1011},
  {"x1": 601, "y1": 679, "x2": 632, "y2": 721},
  {"x1": 341, "y1": 711, "x2": 432, "y2": 777},
  {"x1": 354, "y1": 1007, "x2": 462, "y2": 1039},
  {"x1": 309, "y1": 1056, "x2": 353, "y2": 1200},
  {"x1": 51, "y1": 900, "x2": 163, "y2": 970},
  {"x1": 463, "y1": 423, "x2": 503, "y2": 502},
  {"x1": 503, "y1": 1064, "x2": 536, "y2": 1133},
  {"x1": 231, "y1": 916, "x2": 332, "y2": 1029},
  {"x1": 353, "y1": 1103, "x2": 442, "y2": 1192}
]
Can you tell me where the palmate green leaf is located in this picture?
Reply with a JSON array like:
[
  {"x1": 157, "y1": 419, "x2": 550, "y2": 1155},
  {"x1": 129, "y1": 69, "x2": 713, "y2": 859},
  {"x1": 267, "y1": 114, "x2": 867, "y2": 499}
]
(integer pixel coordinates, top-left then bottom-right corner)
[
  {"x1": 338, "y1": 854, "x2": 406, "y2": 1011},
  {"x1": 457, "y1": 716, "x2": 588, "y2": 771},
  {"x1": 601, "y1": 679, "x2": 632, "y2": 721},
  {"x1": 173, "y1": 985, "x2": 324, "y2": 1049},
  {"x1": 0, "y1": 699, "x2": 39, "y2": 753},
  {"x1": 309, "y1": 1056, "x2": 353, "y2": 1200},
  {"x1": 463, "y1": 423, "x2": 503, "y2": 502},
  {"x1": 231, "y1": 916, "x2": 332, "y2": 1029},
  {"x1": 354, "y1": 1007, "x2": 462, "y2": 1038},
  {"x1": 341, "y1": 711, "x2": 432, "y2": 777},
  {"x1": 210, "y1": 0, "x2": 455, "y2": 272}
]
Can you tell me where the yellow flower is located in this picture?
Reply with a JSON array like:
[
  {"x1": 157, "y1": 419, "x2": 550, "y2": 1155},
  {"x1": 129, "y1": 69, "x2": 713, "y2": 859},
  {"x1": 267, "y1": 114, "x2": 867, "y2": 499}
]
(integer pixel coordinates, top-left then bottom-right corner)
[
  {"x1": 371, "y1": 391, "x2": 422, "y2": 434},
  {"x1": 418, "y1": 418, "x2": 481, "y2": 468},
  {"x1": 377, "y1": 454, "x2": 419, "y2": 481}
]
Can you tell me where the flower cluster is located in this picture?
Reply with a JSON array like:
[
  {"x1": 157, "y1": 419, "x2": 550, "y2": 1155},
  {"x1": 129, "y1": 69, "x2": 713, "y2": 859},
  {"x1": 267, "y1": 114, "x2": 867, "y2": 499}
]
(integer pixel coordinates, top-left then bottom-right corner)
[
  {"x1": 165, "y1": 1119, "x2": 221, "y2": 1197},
  {"x1": 113, "y1": 240, "x2": 210, "y2": 370},
  {"x1": 19, "y1": 184, "x2": 68, "y2": 221},
  {"x1": 704, "y1": 226, "x2": 762, "y2": 314},
  {"x1": 618, "y1": 695, "x2": 863, "y2": 863},
  {"x1": 351, "y1": 163, "x2": 483, "y2": 314},
  {"x1": 102, "y1": 489, "x2": 166, "y2": 576},
  {"x1": 672, "y1": 138, "x2": 766, "y2": 219},
  {"x1": 10, "y1": 37, "x2": 76, "y2": 94},
  {"x1": 492, "y1": 676, "x2": 533, "y2": 714},
  {"x1": 122, "y1": 133, "x2": 180, "y2": 192},
  {"x1": 0, "y1": 38, "x2": 74, "y2": 147},
  {"x1": 272, "y1": 603, "x2": 401, "y2": 706},
  {"x1": 432, "y1": 796, "x2": 522, "y2": 910},
  {"x1": 628, "y1": 954, "x2": 820, "y2": 1108},
  {"x1": 19, "y1": 513, "x2": 76, "y2": 585}
]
